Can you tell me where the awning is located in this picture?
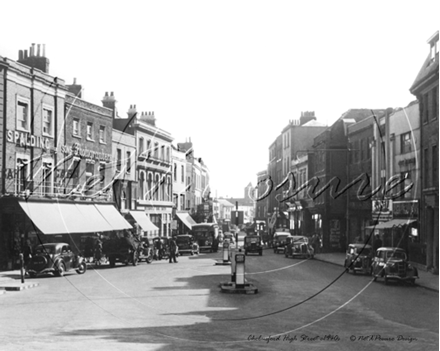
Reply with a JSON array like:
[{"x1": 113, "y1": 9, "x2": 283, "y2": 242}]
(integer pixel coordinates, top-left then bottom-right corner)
[
  {"x1": 176, "y1": 212, "x2": 197, "y2": 230},
  {"x1": 76, "y1": 204, "x2": 113, "y2": 233},
  {"x1": 366, "y1": 219, "x2": 417, "y2": 230},
  {"x1": 19, "y1": 201, "x2": 114, "y2": 234},
  {"x1": 129, "y1": 211, "x2": 159, "y2": 232},
  {"x1": 95, "y1": 204, "x2": 132, "y2": 231}
]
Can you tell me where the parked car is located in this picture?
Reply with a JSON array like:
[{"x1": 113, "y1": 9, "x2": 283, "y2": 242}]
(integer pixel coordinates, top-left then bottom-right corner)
[
  {"x1": 136, "y1": 237, "x2": 154, "y2": 263},
  {"x1": 273, "y1": 232, "x2": 292, "y2": 254},
  {"x1": 344, "y1": 243, "x2": 372, "y2": 274},
  {"x1": 176, "y1": 234, "x2": 199, "y2": 255},
  {"x1": 244, "y1": 234, "x2": 263, "y2": 256},
  {"x1": 371, "y1": 247, "x2": 419, "y2": 285},
  {"x1": 284, "y1": 236, "x2": 314, "y2": 259},
  {"x1": 27, "y1": 243, "x2": 87, "y2": 277},
  {"x1": 103, "y1": 234, "x2": 140, "y2": 267}
]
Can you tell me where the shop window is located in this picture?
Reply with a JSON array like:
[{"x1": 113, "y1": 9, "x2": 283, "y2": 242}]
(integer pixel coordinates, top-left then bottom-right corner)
[
  {"x1": 42, "y1": 162, "x2": 53, "y2": 195},
  {"x1": 85, "y1": 163, "x2": 95, "y2": 191},
  {"x1": 126, "y1": 151, "x2": 131, "y2": 173},
  {"x1": 16, "y1": 158, "x2": 29, "y2": 193},
  {"x1": 99, "y1": 163, "x2": 106, "y2": 189}
]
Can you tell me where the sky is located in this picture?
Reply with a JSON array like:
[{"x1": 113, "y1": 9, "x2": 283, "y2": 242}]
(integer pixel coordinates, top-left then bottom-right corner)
[{"x1": 1, "y1": 0, "x2": 438, "y2": 198}]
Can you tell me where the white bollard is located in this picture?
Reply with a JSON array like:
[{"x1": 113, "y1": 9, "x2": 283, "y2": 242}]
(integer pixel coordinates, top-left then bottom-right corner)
[
  {"x1": 235, "y1": 250, "x2": 245, "y2": 287},
  {"x1": 223, "y1": 241, "x2": 230, "y2": 262}
]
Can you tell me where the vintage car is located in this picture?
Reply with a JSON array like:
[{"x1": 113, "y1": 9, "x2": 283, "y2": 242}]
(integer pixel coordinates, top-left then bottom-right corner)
[
  {"x1": 371, "y1": 247, "x2": 419, "y2": 285},
  {"x1": 344, "y1": 243, "x2": 372, "y2": 274},
  {"x1": 284, "y1": 236, "x2": 314, "y2": 259},
  {"x1": 176, "y1": 234, "x2": 199, "y2": 255},
  {"x1": 27, "y1": 243, "x2": 87, "y2": 277},
  {"x1": 103, "y1": 234, "x2": 140, "y2": 267},
  {"x1": 244, "y1": 234, "x2": 263, "y2": 256},
  {"x1": 273, "y1": 232, "x2": 292, "y2": 254}
]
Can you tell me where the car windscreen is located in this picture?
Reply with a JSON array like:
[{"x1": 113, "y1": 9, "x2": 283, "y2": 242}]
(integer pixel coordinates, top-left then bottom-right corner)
[
  {"x1": 176, "y1": 237, "x2": 190, "y2": 243},
  {"x1": 275, "y1": 235, "x2": 289, "y2": 241},
  {"x1": 386, "y1": 251, "x2": 406, "y2": 260},
  {"x1": 356, "y1": 248, "x2": 371, "y2": 256}
]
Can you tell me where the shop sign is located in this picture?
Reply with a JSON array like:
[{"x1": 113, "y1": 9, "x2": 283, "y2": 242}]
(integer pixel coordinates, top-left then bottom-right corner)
[
  {"x1": 60, "y1": 143, "x2": 111, "y2": 162},
  {"x1": 7, "y1": 130, "x2": 51, "y2": 150},
  {"x1": 372, "y1": 199, "x2": 393, "y2": 214}
]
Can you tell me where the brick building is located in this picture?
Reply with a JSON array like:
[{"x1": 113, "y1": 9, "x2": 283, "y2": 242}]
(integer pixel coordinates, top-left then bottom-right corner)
[{"x1": 410, "y1": 30, "x2": 439, "y2": 273}]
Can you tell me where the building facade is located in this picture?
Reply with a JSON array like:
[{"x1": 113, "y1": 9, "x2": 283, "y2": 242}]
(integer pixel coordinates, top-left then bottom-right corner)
[
  {"x1": 410, "y1": 30, "x2": 439, "y2": 273},
  {"x1": 113, "y1": 104, "x2": 174, "y2": 237}
]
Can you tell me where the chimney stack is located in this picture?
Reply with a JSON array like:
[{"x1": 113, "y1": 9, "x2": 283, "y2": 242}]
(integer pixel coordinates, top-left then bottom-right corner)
[
  {"x1": 66, "y1": 78, "x2": 83, "y2": 98},
  {"x1": 102, "y1": 91, "x2": 117, "y2": 118},
  {"x1": 18, "y1": 43, "x2": 50, "y2": 73}
]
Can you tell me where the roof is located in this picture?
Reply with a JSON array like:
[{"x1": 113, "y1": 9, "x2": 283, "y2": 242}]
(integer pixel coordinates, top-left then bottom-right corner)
[
  {"x1": 377, "y1": 247, "x2": 406, "y2": 252},
  {"x1": 410, "y1": 54, "x2": 439, "y2": 93},
  {"x1": 301, "y1": 120, "x2": 327, "y2": 127}
]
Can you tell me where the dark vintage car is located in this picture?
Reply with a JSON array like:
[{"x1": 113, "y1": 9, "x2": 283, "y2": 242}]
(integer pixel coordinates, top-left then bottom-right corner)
[
  {"x1": 371, "y1": 247, "x2": 419, "y2": 285},
  {"x1": 244, "y1": 235, "x2": 263, "y2": 256},
  {"x1": 344, "y1": 243, "x2": 372, "y2": 274},
  {"x1": 27, "y1": 243, "x2": 87, "y2": 277},
  {"x1": 175, "y1": 234, "x2": 199, "y2": 256},
  {"x1": 284, "y1": 236, "x2": 314, "y2": 259},
  {"x1": 273, "y1": 232, "x2": 292, "y2": 254}
]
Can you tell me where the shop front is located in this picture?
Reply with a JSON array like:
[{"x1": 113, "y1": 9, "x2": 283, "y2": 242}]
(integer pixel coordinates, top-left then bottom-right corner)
[{"x1": 0, "y1": 197, "x2": 132, "y2": 270}]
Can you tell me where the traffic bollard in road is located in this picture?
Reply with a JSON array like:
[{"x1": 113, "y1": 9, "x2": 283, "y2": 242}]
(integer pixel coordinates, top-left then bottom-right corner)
[
  {"x1": 222, "y1": 241, "x2": 230, "y2": 262},
  {"x1": 235, "y1": 252, "x2": 245, "y2": 288}
]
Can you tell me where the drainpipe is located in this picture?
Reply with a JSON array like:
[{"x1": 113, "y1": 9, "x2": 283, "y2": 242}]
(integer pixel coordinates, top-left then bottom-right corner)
[{"x1": 1, "y1": 60, "x2": 8, "y2": 195}]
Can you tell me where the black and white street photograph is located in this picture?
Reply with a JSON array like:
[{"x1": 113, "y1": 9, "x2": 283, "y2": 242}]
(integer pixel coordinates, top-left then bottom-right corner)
[{"x1": 0, "y1": 1, "x2": 438, "y2": 350}]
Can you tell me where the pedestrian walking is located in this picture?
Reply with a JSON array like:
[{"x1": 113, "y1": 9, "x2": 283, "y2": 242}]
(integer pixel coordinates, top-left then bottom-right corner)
[
  {"x1": 23, "y1": 239, "x2": 33, "y2": 272},
  {"x1": 169, "y1": 237, "x2": 178, "y2": 263}
]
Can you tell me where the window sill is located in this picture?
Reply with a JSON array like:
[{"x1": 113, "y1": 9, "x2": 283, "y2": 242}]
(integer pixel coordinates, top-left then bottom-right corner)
[
  {"x1": 72, "y1": 134, "x2": 82, "y2": 139},
  {"x1": 86, "y1": 137, "x2": 95, "y2": 142},
  {"x1": 99, "y1": 140, "x2": 107, "y2": 145},
  {"x1": 42, "y1": 133, "x2": 54, "y2": 139}
]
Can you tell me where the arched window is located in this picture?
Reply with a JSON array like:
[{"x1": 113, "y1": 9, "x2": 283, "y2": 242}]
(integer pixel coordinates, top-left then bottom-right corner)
[
  {"x1": 167, "y1": 176, "x2": 172, "y2": 201},
  {"x1": 160, "y1": 175, "x2": 165, "y2": 201},
  {"x1": 173, "y1": 163, "x2": 177, "y2": 181},
  {"x1": 167, "y1": 147, "x2": 170, "y2": 161}
]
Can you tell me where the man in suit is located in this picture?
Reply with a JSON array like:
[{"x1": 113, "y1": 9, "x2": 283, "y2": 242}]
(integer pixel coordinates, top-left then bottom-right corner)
[{"x1": 169, "y1": 237, "x2": 178, "y2": 263}]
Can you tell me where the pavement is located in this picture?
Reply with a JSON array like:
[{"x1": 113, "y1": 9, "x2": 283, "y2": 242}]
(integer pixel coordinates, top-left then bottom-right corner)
[
  {"x1": 0, "y1": 253, "x2": 438, "y2": 293},
  {"x1": 314, "y1": 252, "x2": 439, "y2": 292}
]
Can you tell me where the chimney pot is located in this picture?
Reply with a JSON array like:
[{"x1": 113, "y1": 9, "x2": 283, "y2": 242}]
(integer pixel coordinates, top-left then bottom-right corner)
[
  {"x1": 19, "y1": 50, "x2": 23, "y2": 60},
  {"x1": 37, "y1": 44, "x2": 41, "y2": 57},
  {"x1": 42, "y1": 44, "x2": 46, "y2": 57},
  {"x1": 31, "y1": 43, "x2": 35, "y2": 56},
  {"x1": 134, "y1": 104, "x2": 136, "y2": 109},
  {"x1": 73, "y1": 78, "x2": 77, "y2": 84},
  {"x1": 111, "y1": 92, "x2": 114, "y2": 96},
  {"x1": 24, "y1": 50, "x2": 28, "y2": 59}
]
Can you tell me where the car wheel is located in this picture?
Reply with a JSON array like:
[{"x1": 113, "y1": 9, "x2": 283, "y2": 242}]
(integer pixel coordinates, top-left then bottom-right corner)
[
  {"x1": 76, "y1": 262, "x2": 87, "y2": 274},
  {"x1": 55, "y1": 262, "x2": 66, "y2": 277},
  {"x1": 132, "y1": 251, "x2": 138, "y2": 266}
]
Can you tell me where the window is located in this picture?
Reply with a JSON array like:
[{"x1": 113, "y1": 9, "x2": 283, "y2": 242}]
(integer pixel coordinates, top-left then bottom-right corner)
[
  {"x1": 73, "y1": 119, "x2": 80, "y2": 136},
  {"x1": 99, "y1": 163, "x2": 106, "y2": 189},
  {"x1": 17, "y1": 99, "x2": 30, "y2": 131},
  {"x1": 400, "y1": 132, "x2": 412, "y2": 154},
  {"x1": 87, "y1": 122, "x2": 93, "y2": 140},
  {"x1": 167, "y1": 147, "x2": 170, "y2": 161},
  {"x1": 139, "y1": 137, "x2": 144, "y2": 155},
  {"x1": 173, "y1": 163, "x2": 177, "y2": 181},
  {"x1": 360, "y1": 139, "x2": 365, "y2": 160},
  {"x1": 181, "y1": 165, "x2": 184, "y2": 182},
  {"x1": 67, "y1": 159, "x2": 81, "y2": 190},
  {"x1": 85, "y1": 163, "x2": 95, "y2": 192},
  {"x1": 161, "y1": 145, "x2": 165, "y2": 160},
  {"x1": 154, "y1": 143, "x2": 159, "y2": 159},
  {"x1": 116, "y1": 149, "x2": 122, "y2": 171},
  {"x1": 42, "y1": 161, "x2": 53, "y2": 195},
  {"x1": 16, "y1": 158, "x2": 29, "y2": 193},
  {"x1": 433, "y1": 86, "x2": 438, "y2": 120},
  {"x1": 139, "y1": 171, "x2": 145, "y2": 200},
  {"x1": 146, "y1": 140, "x2": 151, "y2": 157},
  {"x1": 99, "y1": 126, "x2": 106, "y2": 143},
  {"x1": 42, "y1": 107, "x2": 53, "y2": 136},
  {"x1": 126, "y1": 151, "x2": 131, "y2": 173}
]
